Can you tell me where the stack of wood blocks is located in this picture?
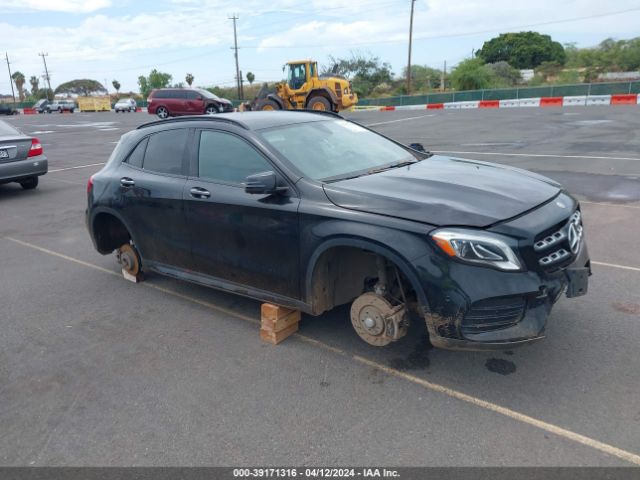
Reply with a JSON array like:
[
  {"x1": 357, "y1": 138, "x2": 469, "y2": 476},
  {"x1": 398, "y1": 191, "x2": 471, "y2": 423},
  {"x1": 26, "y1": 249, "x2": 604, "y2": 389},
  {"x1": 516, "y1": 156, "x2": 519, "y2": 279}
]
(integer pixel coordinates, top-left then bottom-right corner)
[{"x1": 260, "y1": 303, "x2": 300, "y2": 344}]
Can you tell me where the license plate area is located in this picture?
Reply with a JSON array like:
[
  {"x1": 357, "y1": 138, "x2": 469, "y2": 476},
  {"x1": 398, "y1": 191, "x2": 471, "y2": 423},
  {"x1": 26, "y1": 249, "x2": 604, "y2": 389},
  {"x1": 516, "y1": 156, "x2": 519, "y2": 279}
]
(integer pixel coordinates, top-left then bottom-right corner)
[{"x1": 566, "y1": 267, "x2": 589, "y2": 297}]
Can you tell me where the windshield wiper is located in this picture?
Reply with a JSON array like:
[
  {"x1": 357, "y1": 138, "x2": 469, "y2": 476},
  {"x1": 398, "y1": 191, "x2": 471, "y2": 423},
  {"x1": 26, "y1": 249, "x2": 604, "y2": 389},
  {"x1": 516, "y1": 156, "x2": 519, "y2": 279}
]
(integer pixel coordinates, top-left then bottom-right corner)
[{"x1": 368, "y1": 159, "x2": 418, "y2": 174}]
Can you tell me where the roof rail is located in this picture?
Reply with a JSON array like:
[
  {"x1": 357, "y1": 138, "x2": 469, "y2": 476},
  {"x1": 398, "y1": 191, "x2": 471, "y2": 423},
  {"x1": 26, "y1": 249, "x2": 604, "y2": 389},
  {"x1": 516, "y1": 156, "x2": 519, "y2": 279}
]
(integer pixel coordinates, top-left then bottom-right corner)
[{"x1": 137, "y1": 115, "x2": 250, "y2": 130}]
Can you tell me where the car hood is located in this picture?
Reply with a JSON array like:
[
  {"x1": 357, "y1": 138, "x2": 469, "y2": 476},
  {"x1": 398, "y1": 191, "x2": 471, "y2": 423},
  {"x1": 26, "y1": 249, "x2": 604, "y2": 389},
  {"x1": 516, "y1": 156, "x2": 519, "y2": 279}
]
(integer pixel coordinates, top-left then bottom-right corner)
[{"x1": 322, "y1": 155, "x2": 562, "y2": 227}]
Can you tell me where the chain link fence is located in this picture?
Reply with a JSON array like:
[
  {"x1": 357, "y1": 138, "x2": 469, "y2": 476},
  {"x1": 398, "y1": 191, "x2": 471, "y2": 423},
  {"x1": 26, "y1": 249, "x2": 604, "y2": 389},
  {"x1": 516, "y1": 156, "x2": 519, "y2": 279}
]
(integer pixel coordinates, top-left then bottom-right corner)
[{"x1": 358, "y1": 81, "x2": 640, "y2": 106}]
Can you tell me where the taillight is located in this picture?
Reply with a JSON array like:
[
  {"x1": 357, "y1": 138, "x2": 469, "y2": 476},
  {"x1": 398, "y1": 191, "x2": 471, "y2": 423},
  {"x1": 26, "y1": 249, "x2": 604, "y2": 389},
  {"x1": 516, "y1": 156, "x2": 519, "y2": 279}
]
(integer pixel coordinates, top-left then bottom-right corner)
[
  {"x1": 87, "y1": 174, "x2": 94, "y2": 194},
  {"x1": 28, "y1": 138, "x2": 43, "y2": 157}
]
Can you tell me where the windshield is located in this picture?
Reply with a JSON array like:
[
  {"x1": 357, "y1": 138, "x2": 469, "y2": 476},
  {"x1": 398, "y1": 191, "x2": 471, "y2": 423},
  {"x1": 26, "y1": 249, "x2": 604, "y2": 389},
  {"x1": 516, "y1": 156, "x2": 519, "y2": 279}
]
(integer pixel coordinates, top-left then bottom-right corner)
[
  {"x1": 197, "y1": 88, "x2": 221, "y2": 101},
  {"x1": 259, "y1": 120, "x2": 415, "y2": 181}
]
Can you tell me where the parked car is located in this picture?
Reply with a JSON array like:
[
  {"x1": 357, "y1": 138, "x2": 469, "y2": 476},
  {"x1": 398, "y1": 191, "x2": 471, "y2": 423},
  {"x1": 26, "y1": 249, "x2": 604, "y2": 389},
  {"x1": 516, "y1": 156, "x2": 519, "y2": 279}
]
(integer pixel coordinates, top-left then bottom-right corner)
[
  {"x1": 147, "y1": 88, "x2": 234, "y2": 119},
  {"x1": 33, "y1": 99, "x2": 50, "y2": 114},
  {"x1": 46, "y1": 99, "x2": 76, "y2": 113},
  {"x1": 0, "y1": 120, "x2": 47, "y2": 189},
  {"x1": 114, "y1": 98, "x2": 137, "y2": 113},
  {"x1": 0, "y1": 104, "x2": 18, "y2": 115},
  {"x1": 86, "y1": 111, "x2": 590, "y2": 351}
]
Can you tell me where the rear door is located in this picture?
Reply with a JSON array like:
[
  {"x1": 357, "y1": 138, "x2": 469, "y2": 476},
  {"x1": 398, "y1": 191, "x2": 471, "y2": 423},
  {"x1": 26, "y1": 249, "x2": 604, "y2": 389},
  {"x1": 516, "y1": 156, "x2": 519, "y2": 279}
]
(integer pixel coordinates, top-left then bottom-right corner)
[
  {"x1": 168, "y1": 90, "x2": 187, "y2": 115},
  {"x1": 184, "y1": 129, "x2": 301, "y2": 298},
  {"x1": 116, "y1": 128, "x2": 191, "y2": 267}
]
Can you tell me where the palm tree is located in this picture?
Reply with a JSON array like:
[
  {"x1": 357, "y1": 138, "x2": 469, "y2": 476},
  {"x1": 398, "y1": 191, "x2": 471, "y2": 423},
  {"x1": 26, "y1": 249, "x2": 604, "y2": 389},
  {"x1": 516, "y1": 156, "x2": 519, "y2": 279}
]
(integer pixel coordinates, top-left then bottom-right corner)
[
  {"x1": 246, "y1": 72, "x2": 255, "y2": 85},
  {"x1": 29, "y1": 76, "x2": 39, "y2": 96},
  {"x1": 112, "y1": 80, "x2": 121, "y2": 94},
  {"x1": 12, "y1": 71, "x2": 26, "y2": 102},
  {"x1": 185, "y1": 73, "x2": 194, "y2": 86}
]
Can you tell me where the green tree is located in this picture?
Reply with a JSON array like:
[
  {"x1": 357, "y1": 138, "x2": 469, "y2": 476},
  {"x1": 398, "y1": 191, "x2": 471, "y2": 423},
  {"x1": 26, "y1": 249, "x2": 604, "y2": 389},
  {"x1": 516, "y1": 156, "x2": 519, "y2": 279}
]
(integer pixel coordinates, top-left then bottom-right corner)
[
  {"x1": 402, "y1": 65, "x2": 443, "y2": 91},
  {"x1": 11, "y1": 71, "x2": 26, "y2": 101},
  {"x1": 55, "y1": 79, "x2": 107, "y2": 96},
  {"x1": 112, "y1": 80, "x2": 121, "y2": 94},
  {"x1": 484, "y1": 61, "x2": 521, "y2": 86},
  {"x1": 246, "y1": 71, "x2": 255, "y2": 85},
  {"x1": 138, "y1": 69, "x2": 172, "y2": 97},
  {"x1": 477, "y1": 32, "x2": 566, "y2": 69},
  {"x1": 185, "y1": 73, "x2": 194, "y2": 86},
  {"x1": 29, "y1": 76, "x2": 39, "y2": 96},
  {"x1": 322, "y1": 52, "x2": 393, "y2": 97},
  {"x1": 450, "y1": 58, "x2": 497, "y2": 90}
]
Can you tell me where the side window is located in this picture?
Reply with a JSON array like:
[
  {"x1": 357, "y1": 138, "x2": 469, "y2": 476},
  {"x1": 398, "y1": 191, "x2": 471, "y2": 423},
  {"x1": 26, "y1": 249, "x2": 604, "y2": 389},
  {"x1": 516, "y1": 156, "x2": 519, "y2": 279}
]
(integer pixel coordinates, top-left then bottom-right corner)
[
  {"x1": 170, "y1": 90, "x2": 186, "y2": 99},
  {"x1": 198, "y1": 131, "x2": 272, "y2": 185},
  {"x1": 125, "y1": 137, "x2": 148, "y2": 168},
  {"x1": 186, "y1": 91, "x2": 200, "y2": 100},
  {"x1": 142, "y1": 129, "x2": 187, "y2": 175}
]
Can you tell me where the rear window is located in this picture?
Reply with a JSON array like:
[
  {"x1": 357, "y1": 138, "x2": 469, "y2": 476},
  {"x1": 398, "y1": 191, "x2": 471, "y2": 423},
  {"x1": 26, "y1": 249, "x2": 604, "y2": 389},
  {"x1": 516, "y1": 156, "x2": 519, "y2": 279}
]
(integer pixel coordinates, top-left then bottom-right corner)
[{"x1": 142, "y1": 129, "x2": 187, "y2": 175}]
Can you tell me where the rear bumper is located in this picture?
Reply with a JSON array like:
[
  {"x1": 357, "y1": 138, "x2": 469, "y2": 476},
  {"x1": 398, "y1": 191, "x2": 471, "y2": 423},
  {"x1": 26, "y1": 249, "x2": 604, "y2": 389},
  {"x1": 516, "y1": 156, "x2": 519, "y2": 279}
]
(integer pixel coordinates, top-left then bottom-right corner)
[
  {"x1": 419, "y1": 240, "x2": 590, "y2": 351},
  {"x1": 0, "y1": 155, "x2": 48, "y2": 184}
]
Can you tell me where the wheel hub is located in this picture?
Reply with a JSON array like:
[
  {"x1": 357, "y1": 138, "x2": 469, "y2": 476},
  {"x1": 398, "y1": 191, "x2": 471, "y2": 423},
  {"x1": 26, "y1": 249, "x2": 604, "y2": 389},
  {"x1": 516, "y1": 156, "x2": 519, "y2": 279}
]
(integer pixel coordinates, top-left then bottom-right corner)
[{"x1": 350, "y1": 292, "x2": 408, "y2": 347}]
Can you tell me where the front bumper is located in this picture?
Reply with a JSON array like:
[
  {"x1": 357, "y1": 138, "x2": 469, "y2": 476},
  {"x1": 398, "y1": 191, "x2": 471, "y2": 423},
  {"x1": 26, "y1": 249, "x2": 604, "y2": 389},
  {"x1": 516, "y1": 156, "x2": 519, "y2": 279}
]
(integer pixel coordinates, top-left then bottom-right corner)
[
  {"x1": 418, "y1": 239, "x2": 590, "y2": 351},
  {"x1": 0, "y1": 154, "x2": 48, "y2": 184}
]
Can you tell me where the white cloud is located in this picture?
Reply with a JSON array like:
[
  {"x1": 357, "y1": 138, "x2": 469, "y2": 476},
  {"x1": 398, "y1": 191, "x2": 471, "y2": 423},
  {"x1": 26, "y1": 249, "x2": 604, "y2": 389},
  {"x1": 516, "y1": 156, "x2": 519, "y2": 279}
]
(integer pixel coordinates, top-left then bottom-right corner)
[{"x1": 0, "y1": 0, "x2": 111, "y2": 13}]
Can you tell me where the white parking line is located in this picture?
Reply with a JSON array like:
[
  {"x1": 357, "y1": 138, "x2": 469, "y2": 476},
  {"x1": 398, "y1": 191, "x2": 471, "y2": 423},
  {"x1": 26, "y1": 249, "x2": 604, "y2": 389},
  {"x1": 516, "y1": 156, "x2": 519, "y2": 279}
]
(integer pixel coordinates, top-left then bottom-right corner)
[
  {"x1": 365, "y1": 114, "x2": 435, "y2": 127},
  {"x1": 592, "y1": 261, "x2": 640, "y2": 272},
  {"x1": 581, "y1": 200, "x2": 640, "y2": 210},
  {"x1": 49, "y1": 163, "x2": 105, "y2": 173},
  {"x1": 4, "y1": 235, "x2": 640, "y2": 466},
  {"x1": 432, "y1": 150, "x2": 640, "y2": 162}
]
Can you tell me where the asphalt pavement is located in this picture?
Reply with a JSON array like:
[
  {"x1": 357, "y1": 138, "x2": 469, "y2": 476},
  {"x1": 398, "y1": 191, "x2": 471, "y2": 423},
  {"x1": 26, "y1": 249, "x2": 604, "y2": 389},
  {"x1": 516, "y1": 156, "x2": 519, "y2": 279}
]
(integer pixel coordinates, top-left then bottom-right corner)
[{"x1": 0, "y1": 107, "x2": 639, "y2": 466}]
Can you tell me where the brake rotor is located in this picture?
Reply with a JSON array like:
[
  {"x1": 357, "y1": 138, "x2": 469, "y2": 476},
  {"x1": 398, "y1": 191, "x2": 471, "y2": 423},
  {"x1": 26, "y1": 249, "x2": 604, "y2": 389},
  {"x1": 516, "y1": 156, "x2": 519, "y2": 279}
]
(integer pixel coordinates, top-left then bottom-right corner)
[
  {"x1": 351, "y1": 292, "x2": 402, "y2": 347},
  {"x1": 117, "y1": 243, "x2": 140, "y2": 276}
]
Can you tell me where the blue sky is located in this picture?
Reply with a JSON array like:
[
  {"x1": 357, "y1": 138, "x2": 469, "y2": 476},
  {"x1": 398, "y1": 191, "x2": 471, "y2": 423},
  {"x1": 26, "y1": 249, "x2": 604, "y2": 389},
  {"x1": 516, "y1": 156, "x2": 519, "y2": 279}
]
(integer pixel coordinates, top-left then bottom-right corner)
[{"x1": 1, "y1": 0, "x2": 640, "y2": 96}]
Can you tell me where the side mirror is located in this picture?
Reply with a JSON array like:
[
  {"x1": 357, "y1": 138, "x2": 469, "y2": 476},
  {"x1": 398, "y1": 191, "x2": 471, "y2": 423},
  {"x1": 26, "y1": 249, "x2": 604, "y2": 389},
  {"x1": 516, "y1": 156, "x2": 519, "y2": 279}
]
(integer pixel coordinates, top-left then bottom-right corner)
[
  {"x1": 245, "y1": 171, "x2": 287, "y2": 195},
  {"x1": 408, "y1": 142, "x2": 426, "y2": 152}
]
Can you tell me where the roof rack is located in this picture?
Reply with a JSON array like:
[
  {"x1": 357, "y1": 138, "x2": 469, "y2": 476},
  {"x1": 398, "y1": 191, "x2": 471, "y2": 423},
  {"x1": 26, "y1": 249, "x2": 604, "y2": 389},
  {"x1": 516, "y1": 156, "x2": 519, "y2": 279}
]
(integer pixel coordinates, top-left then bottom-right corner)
[{"x1": 137, "y1": 115, "x2": 250, "y2": 130}]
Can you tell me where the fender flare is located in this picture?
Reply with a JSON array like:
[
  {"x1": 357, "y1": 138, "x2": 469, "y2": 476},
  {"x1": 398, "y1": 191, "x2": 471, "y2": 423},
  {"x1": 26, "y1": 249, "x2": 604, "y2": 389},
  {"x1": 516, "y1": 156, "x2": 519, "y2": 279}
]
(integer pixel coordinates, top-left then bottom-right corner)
[
  {"x1": 304, "y1": 236, "x2": 430, "y2": 314},
  {"x1": 89, "y1": 207, "x2": 141, "y2": 256},
  {"x1": 305, "y1": 88, "x2": 338, "y2": 109}
]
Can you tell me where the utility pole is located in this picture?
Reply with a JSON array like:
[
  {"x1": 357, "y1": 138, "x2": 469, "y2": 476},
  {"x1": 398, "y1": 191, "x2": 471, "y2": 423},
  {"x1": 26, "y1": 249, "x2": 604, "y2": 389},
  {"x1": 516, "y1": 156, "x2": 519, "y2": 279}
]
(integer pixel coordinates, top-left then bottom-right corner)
[
  {"x1": 406, "y1": 0, "x2": 416, "y2": 94},
  {"x1": 5, "y1": 52, "x2": 16, "y2": 105},
  {"x1": 39, "y1": 52, "x2": 52, "y2": 101},
  {"x1": 239, "y1": 69, "x2": 244, "y2": 100},
  {"x1": 441, "y1": 60, "x2": 446, "y2": 92},
  {"x1": 229, "y1": 14, "x2": 242, "y2": 100}
]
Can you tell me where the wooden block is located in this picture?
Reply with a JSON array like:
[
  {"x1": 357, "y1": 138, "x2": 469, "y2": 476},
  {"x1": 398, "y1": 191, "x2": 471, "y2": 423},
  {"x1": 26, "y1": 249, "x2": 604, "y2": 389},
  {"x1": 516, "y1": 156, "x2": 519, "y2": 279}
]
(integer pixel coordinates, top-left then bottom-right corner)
[
  {"x1": 122, "y1": 269, "x2": 144, "y2": 283},
  {"x1": 261, "y1": 309, "x2": 301, "y2": 333},
  {"x1": 260, "y1": 322, "x2": 299, "y2": 345},
  {"x1": 261, "y1": 303, "x2": 296, "y2": 322}
]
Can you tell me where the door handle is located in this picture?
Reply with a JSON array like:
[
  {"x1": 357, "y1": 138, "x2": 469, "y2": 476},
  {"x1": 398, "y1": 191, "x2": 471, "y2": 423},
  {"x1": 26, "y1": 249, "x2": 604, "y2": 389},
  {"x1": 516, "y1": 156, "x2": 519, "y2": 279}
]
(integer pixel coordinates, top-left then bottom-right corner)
[
  {"x1": 120, "y1": 177, "x2": 135, "y2": 187},
  {"x1": 190, "y1": 187, "x2": 211, "y2": 199}
]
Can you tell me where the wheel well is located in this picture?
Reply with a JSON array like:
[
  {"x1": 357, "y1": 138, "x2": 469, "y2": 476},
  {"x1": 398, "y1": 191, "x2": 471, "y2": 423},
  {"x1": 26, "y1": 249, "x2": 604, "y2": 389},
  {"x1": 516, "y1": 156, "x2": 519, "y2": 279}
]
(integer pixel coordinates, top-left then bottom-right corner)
[
  {"x1": 305, "y1": 90, "x2": 334, "y2": 108},
  {"x1": 308, "y1": 246, "x2": 417, "y2": 315},
  {"x1": 92, "y1": 213, "x2": 131, "y2": 254}
]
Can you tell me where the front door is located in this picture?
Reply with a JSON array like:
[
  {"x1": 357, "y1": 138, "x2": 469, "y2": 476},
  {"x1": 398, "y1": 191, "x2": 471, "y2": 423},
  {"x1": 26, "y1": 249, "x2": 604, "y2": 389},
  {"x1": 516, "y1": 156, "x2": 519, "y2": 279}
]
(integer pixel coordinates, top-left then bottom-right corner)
[{"x1": 184, "y1": 129, "x2": 300, "y2": 299}]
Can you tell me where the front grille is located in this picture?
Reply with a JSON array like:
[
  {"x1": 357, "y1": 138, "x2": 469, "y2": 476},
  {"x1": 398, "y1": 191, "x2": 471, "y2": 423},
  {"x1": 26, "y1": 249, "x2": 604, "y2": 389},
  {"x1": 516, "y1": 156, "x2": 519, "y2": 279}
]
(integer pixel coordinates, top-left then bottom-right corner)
[
  {"x1": 532, "y1": 210, "x2": 583, "y2": 272},
  {"x1": 462, "y1": 296, "x2": 526, "y2": 335}
]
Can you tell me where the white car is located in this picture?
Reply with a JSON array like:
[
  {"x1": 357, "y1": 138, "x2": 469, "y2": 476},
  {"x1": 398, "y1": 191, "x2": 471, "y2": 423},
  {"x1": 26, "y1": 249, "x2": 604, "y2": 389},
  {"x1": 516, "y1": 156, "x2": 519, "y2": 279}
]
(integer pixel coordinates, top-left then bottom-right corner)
[{"x1": 114, "y1": 98, "x2": 137, "y2": 113}]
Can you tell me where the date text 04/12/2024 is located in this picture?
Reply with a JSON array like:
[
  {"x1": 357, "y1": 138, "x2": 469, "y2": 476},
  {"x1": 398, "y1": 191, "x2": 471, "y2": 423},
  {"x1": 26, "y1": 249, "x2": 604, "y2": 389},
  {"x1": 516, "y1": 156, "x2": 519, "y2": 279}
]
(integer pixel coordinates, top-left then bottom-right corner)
[{"x1": 233, "y1": 468, "x2": 400, "y2": 478}]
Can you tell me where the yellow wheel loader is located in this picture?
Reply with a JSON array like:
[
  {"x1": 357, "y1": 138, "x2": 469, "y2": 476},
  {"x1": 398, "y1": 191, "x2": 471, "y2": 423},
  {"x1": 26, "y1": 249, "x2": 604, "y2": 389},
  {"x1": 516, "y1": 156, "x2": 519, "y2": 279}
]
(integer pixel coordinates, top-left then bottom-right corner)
[{"x1": 244, "y1": 60, "x2": 358, "y2": 113}]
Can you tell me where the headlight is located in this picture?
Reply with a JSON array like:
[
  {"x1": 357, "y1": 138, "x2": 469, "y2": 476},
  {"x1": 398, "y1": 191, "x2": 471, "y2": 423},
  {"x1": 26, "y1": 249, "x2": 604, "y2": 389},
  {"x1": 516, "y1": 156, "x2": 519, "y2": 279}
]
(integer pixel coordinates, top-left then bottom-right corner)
[{"x1": 431, "y1": 228, "x2": 523, "y2": 271}]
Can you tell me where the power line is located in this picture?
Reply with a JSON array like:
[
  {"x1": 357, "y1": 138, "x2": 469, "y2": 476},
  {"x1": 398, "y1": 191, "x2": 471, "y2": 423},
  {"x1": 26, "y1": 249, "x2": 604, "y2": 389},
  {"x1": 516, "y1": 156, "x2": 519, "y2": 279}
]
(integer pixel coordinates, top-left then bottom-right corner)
[{"x1": 240, "y1": 6, "x2": 640, "y2": 49}]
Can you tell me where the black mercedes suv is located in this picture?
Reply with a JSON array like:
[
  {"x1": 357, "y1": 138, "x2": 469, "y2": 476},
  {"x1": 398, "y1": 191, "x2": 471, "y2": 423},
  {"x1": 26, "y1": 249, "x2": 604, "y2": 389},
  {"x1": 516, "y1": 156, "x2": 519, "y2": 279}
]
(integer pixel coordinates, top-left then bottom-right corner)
[{"x1": 86, "y1": 111, "x2": 590, "y2": 351}]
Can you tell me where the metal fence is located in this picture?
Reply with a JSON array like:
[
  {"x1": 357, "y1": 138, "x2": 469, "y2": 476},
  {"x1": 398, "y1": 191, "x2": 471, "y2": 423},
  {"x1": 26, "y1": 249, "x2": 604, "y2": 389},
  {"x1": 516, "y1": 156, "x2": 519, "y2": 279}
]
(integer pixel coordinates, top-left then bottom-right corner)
[{"x1": 358, "y1": 81, "x2": 640, "y2": 106}]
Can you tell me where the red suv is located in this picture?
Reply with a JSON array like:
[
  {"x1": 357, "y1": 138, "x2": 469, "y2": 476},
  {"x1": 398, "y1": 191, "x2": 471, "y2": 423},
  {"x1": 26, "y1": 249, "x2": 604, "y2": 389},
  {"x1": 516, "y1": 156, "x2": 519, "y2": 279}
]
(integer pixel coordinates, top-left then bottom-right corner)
[{"x1": 147, "y1": 88, "x2": 234, "y2": 118}]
